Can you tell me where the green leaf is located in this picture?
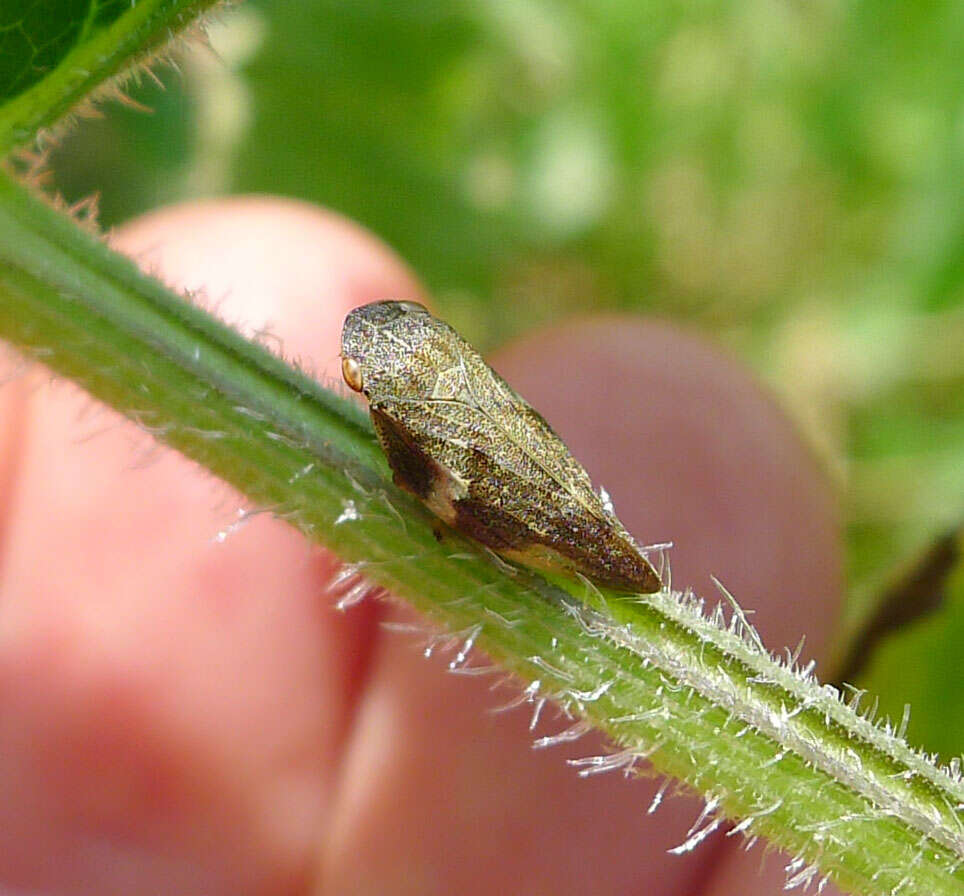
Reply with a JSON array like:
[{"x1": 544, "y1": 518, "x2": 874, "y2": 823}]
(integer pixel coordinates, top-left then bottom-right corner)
[
  {"x1": 1, "y1": 0, "x2": 109, "y2": 103},
  {"x1": 0, "y1": 0, "x2": 219, "y2": 153}
]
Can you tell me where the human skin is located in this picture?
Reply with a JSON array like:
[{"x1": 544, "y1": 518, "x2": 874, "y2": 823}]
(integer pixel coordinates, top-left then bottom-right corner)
[{"x1": 0, "y1": 196, "x2": 843, "y2": 896}]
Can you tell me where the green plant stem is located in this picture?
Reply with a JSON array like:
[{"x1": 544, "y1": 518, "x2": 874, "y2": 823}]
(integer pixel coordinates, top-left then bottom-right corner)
[
  {"x1": 1, "y1": 170, "x2": 963, "y2": 895},
  {"x1": 0, "y1": 0, "x2": 220, "y2": 154}
]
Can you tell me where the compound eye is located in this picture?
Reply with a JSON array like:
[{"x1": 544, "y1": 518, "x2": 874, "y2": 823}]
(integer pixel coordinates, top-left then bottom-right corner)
[{"x1": 342, "y1": 356, "x2": 364, "y2": 393}]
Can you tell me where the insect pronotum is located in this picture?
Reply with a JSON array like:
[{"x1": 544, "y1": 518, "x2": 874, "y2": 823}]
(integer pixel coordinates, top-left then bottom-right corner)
[{"x1": 341, "y1": 300, "x2": 662, "y2": 594}]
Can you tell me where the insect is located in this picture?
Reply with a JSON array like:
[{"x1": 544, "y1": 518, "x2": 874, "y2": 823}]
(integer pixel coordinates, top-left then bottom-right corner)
[{"x1": 341, "y1": 300, "x2": 661, "y2": 594}]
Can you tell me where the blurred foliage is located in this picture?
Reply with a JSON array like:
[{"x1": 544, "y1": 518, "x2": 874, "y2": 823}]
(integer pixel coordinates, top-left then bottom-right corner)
[
  {"x1": 859, "y1": 530, "x2": 964, "y2": 760},
  {"x1": 43, "y1": 0, "x2": 964, "y2": 752}
]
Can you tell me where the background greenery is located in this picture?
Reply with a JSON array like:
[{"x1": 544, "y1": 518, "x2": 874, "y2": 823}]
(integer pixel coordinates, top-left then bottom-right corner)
[{"x1": 33, "y1": 0, "x2": 964, "y2": 758}]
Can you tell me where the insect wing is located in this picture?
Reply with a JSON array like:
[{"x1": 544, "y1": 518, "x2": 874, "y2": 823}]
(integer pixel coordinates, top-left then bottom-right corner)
[{"x1": 374, "y1": 390, "x2": 660, "y2": 593}]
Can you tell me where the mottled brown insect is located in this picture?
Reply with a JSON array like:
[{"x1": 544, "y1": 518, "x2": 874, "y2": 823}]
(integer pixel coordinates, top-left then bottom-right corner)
[{"x1": 341, "y1": 300, "x2": 661, "y2": 593}]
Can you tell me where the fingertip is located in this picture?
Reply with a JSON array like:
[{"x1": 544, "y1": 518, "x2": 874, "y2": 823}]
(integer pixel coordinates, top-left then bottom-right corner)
[{"x1": 110, "y1": 195, "x2": 425, "y2": 382}]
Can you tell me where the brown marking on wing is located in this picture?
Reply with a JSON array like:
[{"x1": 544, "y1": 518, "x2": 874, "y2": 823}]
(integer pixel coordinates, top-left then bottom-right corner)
[
  {"x1": 452, "y1": 495, "x2": 533, "y2": 552},
  {"x1": 370, "y1": 406, "x2": 436, "y2": 499}
]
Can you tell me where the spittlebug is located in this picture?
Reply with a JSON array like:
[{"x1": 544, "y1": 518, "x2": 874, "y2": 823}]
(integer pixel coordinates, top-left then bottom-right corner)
[{"x1": 341, "y1": 300, "x2": 661, "y2": 594}]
